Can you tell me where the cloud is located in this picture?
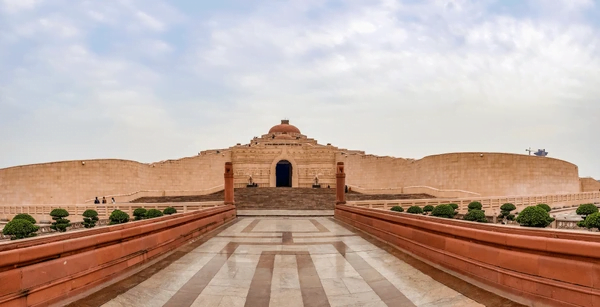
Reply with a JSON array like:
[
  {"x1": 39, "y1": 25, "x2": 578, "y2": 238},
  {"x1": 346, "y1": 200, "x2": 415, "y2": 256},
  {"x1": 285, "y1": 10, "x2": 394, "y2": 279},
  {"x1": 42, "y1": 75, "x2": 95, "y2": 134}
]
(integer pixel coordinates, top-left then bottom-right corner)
[{"x1": 0, "y1": 0, "x2": 599, "y2": 179}]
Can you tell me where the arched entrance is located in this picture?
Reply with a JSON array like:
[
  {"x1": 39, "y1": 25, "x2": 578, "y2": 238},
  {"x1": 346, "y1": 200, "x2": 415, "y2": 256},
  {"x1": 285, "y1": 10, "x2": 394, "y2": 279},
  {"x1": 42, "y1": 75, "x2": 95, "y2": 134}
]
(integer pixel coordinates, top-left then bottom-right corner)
[{"x1": 275, "y1": 160, "x2": 292, "y2": 187}]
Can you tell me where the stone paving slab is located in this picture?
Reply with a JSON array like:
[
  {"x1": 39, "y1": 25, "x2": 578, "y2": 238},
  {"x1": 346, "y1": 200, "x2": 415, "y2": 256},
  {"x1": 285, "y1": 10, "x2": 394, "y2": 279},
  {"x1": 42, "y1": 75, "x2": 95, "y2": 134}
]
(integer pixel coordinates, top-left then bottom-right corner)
[{"x1": 237, "y1": 210, "x2": 334, "y2": 216}]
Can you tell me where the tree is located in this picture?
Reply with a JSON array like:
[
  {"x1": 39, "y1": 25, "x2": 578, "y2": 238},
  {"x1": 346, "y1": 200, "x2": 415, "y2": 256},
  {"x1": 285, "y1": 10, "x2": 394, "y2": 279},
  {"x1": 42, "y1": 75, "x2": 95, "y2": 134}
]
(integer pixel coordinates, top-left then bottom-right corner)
[
  {"x1": 49, "y1": 209, "x2": 71, "y2": 232},
  {"x1": 515, "y1": 206, "x2": 554, "y2": 228},
  {"x1": 82, "y1": 210, "x2": 99, "y2": 228}
]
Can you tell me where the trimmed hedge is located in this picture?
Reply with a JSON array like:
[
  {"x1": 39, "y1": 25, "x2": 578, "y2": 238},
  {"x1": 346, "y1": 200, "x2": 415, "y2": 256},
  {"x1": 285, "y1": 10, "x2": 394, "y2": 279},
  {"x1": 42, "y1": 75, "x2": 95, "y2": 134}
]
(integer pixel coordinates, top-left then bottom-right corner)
[
  {"x1": 406, "y1": 206, "x2": 423, "y2": 214},
  {"x1": 449, "y1": 203, "x2": 459, "y2": 210},
  {"x1": 467, "y1": 202, "x2": 482, "y2": 212},
  {"x1": 49, "y1": 208, "x2": 71, "y2": 232},
  {"x1": 2, "y1": 219, "x2": 39, "y2": 240},
  {"x1": 13, "y1": 213, "x2": 37, "y2": 224},
  {"x1": 499, "y1": 203, "x2": 516, "y2": 221},
  {"x1": 163, "y1": 207, "x2": 177, "y2": 215},
  {"x1": 109, "y1": 210, "x2": 129, "y2": 225},
  {"x1": 133, "y1": 208, "x2": 147, "y2": 221},
  {"x1": 576, "y1": 204, "x2": 598, "y2": 219},
  {"x1": 463, "y1": 209, "x2": 487, "y2": 223},
  {"x1": 423, "y1": 205, "x2": 434, "y2": 213},
  {"x1": 584, "y1": 212, "x2": 600, "y2": 230},
  {"x1": 390, "y1": 206, "x2": 404, "y2": 212},
  {"x1": 515, "y1": 206, "x2": 553, "y2": 228},
  {"x1": 431, "y1": 204, "x2": 455, "y2": 218},
  {"x1": 146, "y1": 209, "x2": 164, "y2": 219},
  {"x1": 82, "y1": 209, "x2": 99, "y2": 228},
  {"x1": 536, "y1": 203, "x2": 551, "y2": 212}
]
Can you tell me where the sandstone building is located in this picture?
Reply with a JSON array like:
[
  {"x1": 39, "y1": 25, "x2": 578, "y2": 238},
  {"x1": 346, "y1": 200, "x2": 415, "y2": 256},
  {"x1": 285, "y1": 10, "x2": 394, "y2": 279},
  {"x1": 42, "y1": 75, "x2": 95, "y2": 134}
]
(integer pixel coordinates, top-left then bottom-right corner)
[{"x1": 0, "y1": 120, "x2": 597, "y2": 205}]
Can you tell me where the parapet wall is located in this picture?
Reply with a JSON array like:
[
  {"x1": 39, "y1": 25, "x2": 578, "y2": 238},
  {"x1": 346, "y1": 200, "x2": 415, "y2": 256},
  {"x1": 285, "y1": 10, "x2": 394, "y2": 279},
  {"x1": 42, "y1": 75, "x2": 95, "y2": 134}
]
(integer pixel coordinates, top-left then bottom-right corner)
[
  {"x1": 0, "y1": 152, "x2": 230, "y2": 205},
  {"x1": 344, "y1": 152, "x2": 580, "y2": 196},
  {"x1": 335, "y1": 205, "x2": 600, "y2": 307},
  {"x1": 0, "y1": 205, "x2": 236, "y2": 306},
  {"x1": 581, "y1": 177, "x2": 600, "y2": 192}
]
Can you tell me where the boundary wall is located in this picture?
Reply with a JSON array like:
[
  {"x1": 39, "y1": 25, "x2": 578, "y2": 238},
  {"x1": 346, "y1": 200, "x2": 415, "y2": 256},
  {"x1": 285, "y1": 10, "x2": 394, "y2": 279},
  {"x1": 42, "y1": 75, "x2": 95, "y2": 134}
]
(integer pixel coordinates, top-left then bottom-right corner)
[
  {"x1": 581, "y1": 178, "x2": 600, "y2": 192},
  {"x1": 335, "y1": 205, "x2": 600, "y2": 307},
  {"x1": 0, "y1": 204, "x2": 236, "y2": 307},
  {"x1": 344, "y1": 152, "x2": 581, "y2": 197},
  {"x1": 0, "y1": 152, "x2": 229, "y2": 205}
]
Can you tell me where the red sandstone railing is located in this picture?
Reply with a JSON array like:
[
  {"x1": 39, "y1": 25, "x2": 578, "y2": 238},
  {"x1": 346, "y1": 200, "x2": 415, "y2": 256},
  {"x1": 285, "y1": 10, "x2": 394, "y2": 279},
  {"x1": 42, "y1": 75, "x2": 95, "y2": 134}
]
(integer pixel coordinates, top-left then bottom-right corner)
[
  {"x1": 345, "y1": 191, "x2": 600, "y2": 215},
  {"x1": 335, "y1": 204, "x2": 600, "y2": 306},
  {"x1": 0, "y1": 201, "x2": 225, "y2": 223}
]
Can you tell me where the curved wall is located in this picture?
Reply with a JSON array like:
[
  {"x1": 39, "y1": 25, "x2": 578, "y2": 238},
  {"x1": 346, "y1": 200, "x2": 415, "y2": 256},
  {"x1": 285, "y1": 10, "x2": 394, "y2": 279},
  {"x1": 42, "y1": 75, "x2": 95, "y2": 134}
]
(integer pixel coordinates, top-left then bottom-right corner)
[
  {"x1": 0, "y1": 151, "x2": 230, "y2": 205},
  {"x1": 344, "y1": 152, "x2": 580, "y2": 196}
]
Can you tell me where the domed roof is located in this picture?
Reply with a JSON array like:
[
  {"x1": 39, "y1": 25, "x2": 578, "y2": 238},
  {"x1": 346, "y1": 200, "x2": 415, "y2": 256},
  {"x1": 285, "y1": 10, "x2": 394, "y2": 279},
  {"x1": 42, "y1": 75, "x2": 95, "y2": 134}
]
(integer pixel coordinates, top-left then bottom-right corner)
[
  {"x1": 275, "y1": 134, "x2": 294, "y2": 140},
  {"x1": 269, "y1": 120, "x2": 301, "y2": 134}
]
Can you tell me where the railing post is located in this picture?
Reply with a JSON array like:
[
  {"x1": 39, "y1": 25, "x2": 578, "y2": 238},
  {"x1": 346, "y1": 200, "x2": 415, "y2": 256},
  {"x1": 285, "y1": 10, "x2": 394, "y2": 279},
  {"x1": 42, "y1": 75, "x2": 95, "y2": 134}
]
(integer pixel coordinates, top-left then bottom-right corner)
[
  {"x1": 224, "y1": 162, "x2": 234, "y2": 205},
  {"x1": 336, "y1": 162, "x2": 346, "y2": 205}
]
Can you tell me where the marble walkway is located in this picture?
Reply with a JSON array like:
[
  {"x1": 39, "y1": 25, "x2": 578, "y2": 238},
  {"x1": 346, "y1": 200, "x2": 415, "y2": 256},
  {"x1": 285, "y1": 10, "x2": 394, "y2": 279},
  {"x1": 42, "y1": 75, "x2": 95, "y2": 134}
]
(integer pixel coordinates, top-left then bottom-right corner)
[{"x1": 70, "y1": 217, "x2": 522, "y2": 307}]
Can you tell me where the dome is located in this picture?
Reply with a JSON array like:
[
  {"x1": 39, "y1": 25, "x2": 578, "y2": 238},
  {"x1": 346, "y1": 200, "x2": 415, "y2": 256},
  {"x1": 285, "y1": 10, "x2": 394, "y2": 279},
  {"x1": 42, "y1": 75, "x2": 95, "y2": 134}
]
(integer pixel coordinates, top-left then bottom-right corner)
[
  {"x1": 275, "y1": 134, "x2": 294, "y2": 140},
  {"x1": 268, "y1": 120, "x2": 301, "y2": 134}
]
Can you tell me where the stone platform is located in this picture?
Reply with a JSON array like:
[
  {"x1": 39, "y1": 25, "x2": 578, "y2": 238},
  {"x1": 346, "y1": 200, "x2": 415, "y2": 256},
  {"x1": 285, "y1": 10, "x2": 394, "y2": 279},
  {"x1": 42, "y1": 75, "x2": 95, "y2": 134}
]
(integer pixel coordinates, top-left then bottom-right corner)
[
  {"x1": 68, "y1": 217, "x2": 521, "y2": 307},
  {"x1": 237, "y1": 210, "x2": 334, "y2": 216}
]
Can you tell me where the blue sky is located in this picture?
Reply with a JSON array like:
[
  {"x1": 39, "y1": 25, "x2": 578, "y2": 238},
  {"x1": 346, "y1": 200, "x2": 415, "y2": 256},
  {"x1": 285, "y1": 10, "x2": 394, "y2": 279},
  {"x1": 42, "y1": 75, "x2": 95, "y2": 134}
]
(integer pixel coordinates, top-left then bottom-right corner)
[{"x1": 1, "y1": 0, "x2": 599, "y2": 179}]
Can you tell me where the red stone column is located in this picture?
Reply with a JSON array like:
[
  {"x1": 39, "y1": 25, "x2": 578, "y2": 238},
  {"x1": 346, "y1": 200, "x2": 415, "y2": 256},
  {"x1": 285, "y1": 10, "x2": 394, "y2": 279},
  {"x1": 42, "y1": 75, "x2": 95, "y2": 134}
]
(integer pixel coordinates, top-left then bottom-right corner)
[
  {"x1": 336, "y1": 162, "x2": 346, "y2": 205},
  {"x1": 224, "y1": 162, "x2": 234, "y2": 205}
]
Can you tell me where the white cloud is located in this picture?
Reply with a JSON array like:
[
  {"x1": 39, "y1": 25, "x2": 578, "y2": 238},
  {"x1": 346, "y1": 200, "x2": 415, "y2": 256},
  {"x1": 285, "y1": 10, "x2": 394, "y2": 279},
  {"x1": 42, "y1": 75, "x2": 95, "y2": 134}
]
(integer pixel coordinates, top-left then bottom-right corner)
[{"x1": 1, "y1": 0, "x2": 40, "y2": 14}]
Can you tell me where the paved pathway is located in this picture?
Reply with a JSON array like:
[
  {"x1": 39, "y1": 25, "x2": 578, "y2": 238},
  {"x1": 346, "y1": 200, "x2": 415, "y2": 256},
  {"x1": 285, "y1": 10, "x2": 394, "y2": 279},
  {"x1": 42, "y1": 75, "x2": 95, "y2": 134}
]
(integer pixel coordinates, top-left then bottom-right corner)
[{"x1": 71, "y1": 217, "x2": 522, "y2": 307}]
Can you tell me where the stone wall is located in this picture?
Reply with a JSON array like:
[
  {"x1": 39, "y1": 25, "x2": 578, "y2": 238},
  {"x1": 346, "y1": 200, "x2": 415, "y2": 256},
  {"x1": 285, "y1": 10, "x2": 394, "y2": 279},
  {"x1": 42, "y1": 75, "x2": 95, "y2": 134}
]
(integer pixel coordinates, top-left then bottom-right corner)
[
  {"x1": 335, "y1": 205, "x2": 600, "y2": 307},
  {"x1": 0, "y1": 151, "x2": 230, "y2": 205},
  {"x1": 580, "y1": 177, "x2": 600, "y2": 192},
  {"x1": 344, "y1": 152, "x2": 580, "y2": 196}
]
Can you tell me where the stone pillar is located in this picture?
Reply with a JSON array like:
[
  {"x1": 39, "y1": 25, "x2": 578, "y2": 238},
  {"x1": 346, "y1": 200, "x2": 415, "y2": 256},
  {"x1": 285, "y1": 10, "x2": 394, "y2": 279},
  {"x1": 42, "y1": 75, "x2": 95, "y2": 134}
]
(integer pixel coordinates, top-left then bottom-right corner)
[
  {"x1": 224, "y1": 162, "x2": 234, "y2": 205},
  {"x1": 336, "y1": 162, "x2": 346, "y2": 205}
]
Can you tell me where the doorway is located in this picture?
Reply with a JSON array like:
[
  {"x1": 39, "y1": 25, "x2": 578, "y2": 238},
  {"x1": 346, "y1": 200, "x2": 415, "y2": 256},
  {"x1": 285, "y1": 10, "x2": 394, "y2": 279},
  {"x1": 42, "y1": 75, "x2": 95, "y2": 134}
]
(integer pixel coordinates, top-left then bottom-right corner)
[{"x1": 275, "y1": 160, "x2": 292, "y2": 187}]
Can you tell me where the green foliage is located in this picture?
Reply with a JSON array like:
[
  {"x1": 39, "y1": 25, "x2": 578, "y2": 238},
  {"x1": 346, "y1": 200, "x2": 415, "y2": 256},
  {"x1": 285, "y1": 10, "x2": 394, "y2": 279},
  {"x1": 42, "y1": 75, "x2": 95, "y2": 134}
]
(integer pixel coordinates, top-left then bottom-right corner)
[
  {"x1": 145, "y1": 209, "x2": 164, "y2": 219},
  {"x1": 82, "y1": 209, "x2": 99, "y2": 228},
  {"x1": 133, "y1": 208, "x2": 147, "y2": 220},
  {"x1": 536, "y1": 203, "x2": 551, "y2": 212},
  {"x1": 507, "y1": 214, "x2": 515, "y2": 221},
  {"x1": 577, "y1": 220, "x2": 586, "y2": 228},
  {"x1": 500, "y1": 203, "x2": 516, "y2": 212},
  {"x1": 463, "y1": 209, "x2": 487, "y2": 223},
  {"x1": 515, "y1": 206, "x2": 553, "y2": 228},
  {"x1": 584, "y1": 212, "x2": 600, "y2": 230},
  {"x1": 163, "y1": 207, "x2": 177, "y2": 215},
  {"x1": 2, "y1": 219, "x2": 39, "y2": 240},
  {"x1": 109, "y1": 210, "x2": 129, "y2": 225},
  {"x1": 12, "y1": 213, "x2": 36, "y2": 224},
  {"x1": 407, "y1": 206, "x2": 423, "y2": 214},
  {"x1": 576, "y1": 204, "x2": 599, "y2": 218},
  {"x1": 423, "y1": 205, "x2": 434, "y2": 213},
  {"x1": 431, "y1": 204, "x2": 455, "y2": 218},
  {"x1": 448, "y1": 203, "x2": 459, "y2": 210},
  {"x1": 468, "y1": 202, "x2": 482, "y2": 212},
  {"x1": 49, "y1": 208, "x2": 70, "y2": 232},
  {"x1": 390, "y1": 206, "x2": 404, "y2": 212}
]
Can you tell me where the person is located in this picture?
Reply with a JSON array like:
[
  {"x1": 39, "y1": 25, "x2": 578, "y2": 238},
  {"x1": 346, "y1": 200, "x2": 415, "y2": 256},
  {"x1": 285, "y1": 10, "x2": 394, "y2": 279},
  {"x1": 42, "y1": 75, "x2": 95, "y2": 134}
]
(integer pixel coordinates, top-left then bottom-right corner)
[
  {"x1": 102, "y1": 196, "x2": 107, "y2": 204},
  {"x1": 94, "y1": 197, "x2": 100, "y2": 204},
  {"x1": 111, "y1": 197, "x2": 115, "y2": 204},
  {"x1": 327, "y1": 185, "x2": 330, "y2": 188}
]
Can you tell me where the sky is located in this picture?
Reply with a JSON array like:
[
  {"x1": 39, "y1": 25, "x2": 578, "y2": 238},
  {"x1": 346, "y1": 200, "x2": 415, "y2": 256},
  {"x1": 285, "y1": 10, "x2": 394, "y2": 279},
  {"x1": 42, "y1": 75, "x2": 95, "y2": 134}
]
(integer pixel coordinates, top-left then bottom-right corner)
[{"x1": 0, "y1": 0, "x2": 599, "y2": 178}]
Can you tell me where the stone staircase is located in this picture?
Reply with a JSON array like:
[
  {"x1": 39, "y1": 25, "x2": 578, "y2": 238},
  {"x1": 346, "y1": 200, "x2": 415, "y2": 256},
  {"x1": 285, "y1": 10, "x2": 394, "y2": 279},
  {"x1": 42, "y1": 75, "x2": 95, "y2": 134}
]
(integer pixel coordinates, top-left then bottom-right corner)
[{"x1": 132, "y1": 188, "x2": 434, "y2": 211}]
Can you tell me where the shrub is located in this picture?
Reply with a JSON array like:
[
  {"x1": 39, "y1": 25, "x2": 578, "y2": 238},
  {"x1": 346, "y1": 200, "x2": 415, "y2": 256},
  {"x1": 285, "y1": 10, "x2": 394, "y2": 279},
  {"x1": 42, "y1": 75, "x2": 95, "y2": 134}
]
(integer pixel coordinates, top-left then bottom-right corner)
[
  {"x1": 133, "y1": 208, "x2": 147, "y2": 220},
  {"x1": 390, "y1": 206, "x2": 404, "y2": 212},
  {"x1": 146, "y1": 209, "x2": 164, "y2": 219},
  {"x1": 109, "y1": 210, "x2": 129, "y2": 225},
  {"x1": 577, "y1": 220, "x2": 586, "y2": 228},
  {"x1": 431, "y1": 205, "x2": 455, "y2": 218},
  {"x1": 536, "y1": 203, "x2": 551, "y2": 212},
  {"x1": 468, "y1": 202, "x2": 482, "y2": 212},
  {"x1": 584, "y1": 212, "x2": 600, "y2": 230},
  {"x1": 49, "y1": 208, "x2": 71, "y2": 232},
  {"x1": 13, "y1": 213, "x2": 37, "y2": 224},
  {"x1": 163, "y1": 207, "x2": 177, "y2": 215},
  {"x1": 423, "y1": 205, "x2": 434, "y2": 213},
  {"x1": 515, "y1": 206, "x2": 553, "y2": 228},
  {"x1": 407, "y1": 206, "x2": 423, "y2": 214},
  {"x1": 507, "y1": 214, "x2": 515, "y2": 221},
  {"x1": 498, "y1": 203, "x2": 516, "y2": 221},
  {"x1": 463, "y1": 209, "x2": 487, "y2": 223},
  {"x1": 82, "y1": 209, "x2": 99, "y2": 228},
  {"x1": 2, "y1": 219, "x2": 39, "y2": 240},
  {"x1": 576, "y1": 204, "x2": 599, "y2": 219},
  {"x1": 449, "y1": 203, "x2": 459, "y2": 210}
]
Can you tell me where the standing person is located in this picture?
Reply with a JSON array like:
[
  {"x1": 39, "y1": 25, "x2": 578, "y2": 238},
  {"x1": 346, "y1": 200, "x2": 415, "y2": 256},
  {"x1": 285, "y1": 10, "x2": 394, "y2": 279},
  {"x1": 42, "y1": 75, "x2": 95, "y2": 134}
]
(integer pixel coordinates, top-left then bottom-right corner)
[
  {"x1": 111, "y1": 197, "x2": 115, "y2": 204},
  {"x1": 94, "y1": 197, "x2": 100, "y2": 204},
  {"x1": 102, "y1": 196, "x2": 107, "y2": 204}
]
